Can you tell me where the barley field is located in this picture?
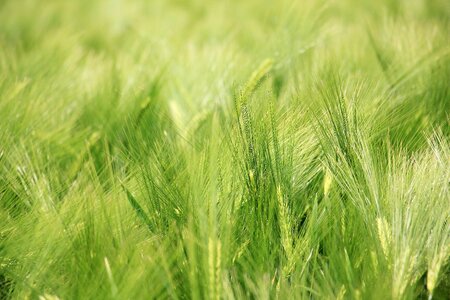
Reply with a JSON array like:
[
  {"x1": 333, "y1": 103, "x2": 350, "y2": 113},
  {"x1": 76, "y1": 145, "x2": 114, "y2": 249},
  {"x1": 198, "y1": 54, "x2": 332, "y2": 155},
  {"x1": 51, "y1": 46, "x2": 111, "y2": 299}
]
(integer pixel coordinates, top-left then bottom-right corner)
[{"x1": 0, "y1": 0, "x2": 449, "y2": 299}]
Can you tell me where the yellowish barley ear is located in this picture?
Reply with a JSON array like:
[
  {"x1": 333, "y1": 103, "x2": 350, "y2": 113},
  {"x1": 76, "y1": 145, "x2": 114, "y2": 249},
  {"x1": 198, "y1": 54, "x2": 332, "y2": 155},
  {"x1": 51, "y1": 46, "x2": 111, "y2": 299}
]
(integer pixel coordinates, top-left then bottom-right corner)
[
  {"x1": 209, "y1": 238, "x2": 218, "y2": 300},
  {"x1": 376, "y1": 217, "x2": 392, "y2": 259},
  {"x1": 323, "y1": 167, "x2": 333, "y2": 197},
  {"x1": 216, "y1": 240, "x2": 222, "y2": 300},
  {"x1": 87, "y1": 131, "x2": 101, "y2": 147},
  {"x1": 238, "y1": 58, "x2": 274, "y2": 114},
  {"x1": 207, "y1": 238, "x2": 222, "y2": 300},
  {"x1": 427, "y1": 250, "x2": 447, "y2": 295},
  {"x1": 38, "y1": 294, "x2": 61, "y2": 300},
  {"x1": 277, "y1": 185, "x2": 293, "y2": 269},
  {"x1": 370, "y1": 250, "x2": 379, "y2": 272},
  {"x1": 354, "y1": 289, "x2": 362, "y2": 300},
  {"x1": 336, "y1": 285, "x2": 346, "y2": 300}
]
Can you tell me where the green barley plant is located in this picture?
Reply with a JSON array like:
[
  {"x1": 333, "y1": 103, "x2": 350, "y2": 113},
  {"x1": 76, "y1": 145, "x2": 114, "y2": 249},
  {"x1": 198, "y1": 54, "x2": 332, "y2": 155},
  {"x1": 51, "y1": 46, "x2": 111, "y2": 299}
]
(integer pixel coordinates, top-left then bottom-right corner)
[{"x1": 0, "y1": 0, "x2": 449, "y2": 299}]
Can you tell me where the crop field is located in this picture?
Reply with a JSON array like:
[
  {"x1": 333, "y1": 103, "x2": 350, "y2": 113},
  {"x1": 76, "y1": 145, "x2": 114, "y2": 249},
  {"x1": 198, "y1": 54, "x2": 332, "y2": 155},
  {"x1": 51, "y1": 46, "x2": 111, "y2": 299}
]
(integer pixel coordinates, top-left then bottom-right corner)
[{"x1": 0, "y1": 0, "x2": 449, "y2": 299}]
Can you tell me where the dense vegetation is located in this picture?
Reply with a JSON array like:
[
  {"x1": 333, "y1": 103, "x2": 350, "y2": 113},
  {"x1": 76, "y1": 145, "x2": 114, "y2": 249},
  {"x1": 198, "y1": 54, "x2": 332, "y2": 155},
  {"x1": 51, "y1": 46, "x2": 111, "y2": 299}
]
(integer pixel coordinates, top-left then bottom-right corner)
[{"x1": 0, "y1": 0, "x2": 449, "y2": 299}]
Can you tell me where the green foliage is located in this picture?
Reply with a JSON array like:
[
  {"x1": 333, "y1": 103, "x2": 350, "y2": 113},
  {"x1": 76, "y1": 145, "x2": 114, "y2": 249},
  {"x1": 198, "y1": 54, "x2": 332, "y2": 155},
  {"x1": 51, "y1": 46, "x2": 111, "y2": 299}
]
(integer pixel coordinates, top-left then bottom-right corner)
[{"x1": 0, "y1": 0, "x2": 449, "y2": 299}]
